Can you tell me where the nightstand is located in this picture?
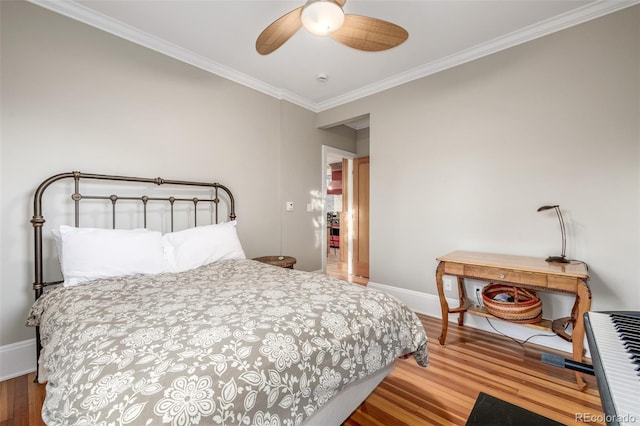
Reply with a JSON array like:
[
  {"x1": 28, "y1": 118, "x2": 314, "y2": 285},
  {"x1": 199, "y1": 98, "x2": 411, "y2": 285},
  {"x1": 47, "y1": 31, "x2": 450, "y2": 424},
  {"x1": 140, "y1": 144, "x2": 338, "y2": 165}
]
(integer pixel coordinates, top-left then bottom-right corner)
[{"x1": 253, "y1": 255, "x2": 297, "y2": 269}]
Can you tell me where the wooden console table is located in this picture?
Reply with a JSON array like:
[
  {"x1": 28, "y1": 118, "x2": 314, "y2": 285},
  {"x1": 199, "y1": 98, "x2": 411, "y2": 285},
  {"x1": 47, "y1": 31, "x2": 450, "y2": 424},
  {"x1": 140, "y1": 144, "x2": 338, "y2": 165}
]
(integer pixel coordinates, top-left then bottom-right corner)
[{"x1": 436, "y1": 251, "x2": 591, "y2": 389}]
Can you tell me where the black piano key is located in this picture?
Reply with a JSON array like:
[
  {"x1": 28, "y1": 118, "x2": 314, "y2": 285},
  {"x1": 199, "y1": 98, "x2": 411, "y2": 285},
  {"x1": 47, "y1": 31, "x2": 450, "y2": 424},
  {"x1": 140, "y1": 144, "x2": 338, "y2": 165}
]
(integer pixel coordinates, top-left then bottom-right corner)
[
  {"x1": 612, "y1": 314, "x2": 640, "y2": 322},
  {"x1": 612, "y1": 318, "x2": 640, "y2": 325},
  {"x1": 619, "y1": 327, "x2": 640, "y2": 334},
  {"x1": 620, "y1": 323, "x2": 640, "y2": 328},
  {"x1": 613, "y1": 323, "x2": 640, "y2": 330},
  {"x1": 614, "y1": 317, "x2": 640, "y2": 325},
  {"x1": 614, "y1": 326, "x2": 640, "y2": 335},
  {"x1": 616, "y1": 325, "x2": 640, "y2": 335},
  {"x1": 624, "y1": 344, "x2": 640, "y2": 354},
  {"x1": 621, "y1": 337, "x2": 640, "y2": 346},
  {"x1": 611, "y1": 312, "x2": 640, "y2": 321},
  {"x1": 619, "y1": 338, "x2": 640, "y2": 348}
]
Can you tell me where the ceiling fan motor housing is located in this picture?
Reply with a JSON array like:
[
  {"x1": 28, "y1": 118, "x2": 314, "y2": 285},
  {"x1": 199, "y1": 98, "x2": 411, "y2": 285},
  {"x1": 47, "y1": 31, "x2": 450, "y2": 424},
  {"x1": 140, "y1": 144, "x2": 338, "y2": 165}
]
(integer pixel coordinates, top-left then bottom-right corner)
[{"x1": 301, "y1": 0, "x2": 345, "y2": 36}]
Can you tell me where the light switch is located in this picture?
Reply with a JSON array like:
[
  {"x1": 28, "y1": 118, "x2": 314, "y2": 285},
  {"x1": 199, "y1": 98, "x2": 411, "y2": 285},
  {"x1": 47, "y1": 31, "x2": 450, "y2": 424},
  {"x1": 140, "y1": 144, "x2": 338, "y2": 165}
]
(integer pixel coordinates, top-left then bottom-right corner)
[{"x1": 286, "y1": 201, "x2": 294, "y2": 212}]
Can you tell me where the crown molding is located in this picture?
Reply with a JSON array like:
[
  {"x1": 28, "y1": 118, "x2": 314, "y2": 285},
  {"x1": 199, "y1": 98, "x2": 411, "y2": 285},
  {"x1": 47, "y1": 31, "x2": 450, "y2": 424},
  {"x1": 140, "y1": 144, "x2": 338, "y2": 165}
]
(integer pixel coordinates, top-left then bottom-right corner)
[
  {"x1": 26, "y1": 0, "x2": 317, "y2": 112},
  {"x1": 28, "y1": 0, "x2": 639, "y2": 113},
  {"x1": 315, "y1": 0, "x2": 640, "y2": 111}
]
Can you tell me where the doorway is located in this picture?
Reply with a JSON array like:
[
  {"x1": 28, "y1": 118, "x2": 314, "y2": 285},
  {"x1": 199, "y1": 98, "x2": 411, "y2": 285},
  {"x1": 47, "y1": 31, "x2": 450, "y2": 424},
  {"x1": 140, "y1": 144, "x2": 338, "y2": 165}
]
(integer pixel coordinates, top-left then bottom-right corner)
[
  {"x1": 321, "y1": 146, "x2": 355, "y2": 275},
  {"x1": 321, "y1": 146, "x2": 369, "y2": 284}
]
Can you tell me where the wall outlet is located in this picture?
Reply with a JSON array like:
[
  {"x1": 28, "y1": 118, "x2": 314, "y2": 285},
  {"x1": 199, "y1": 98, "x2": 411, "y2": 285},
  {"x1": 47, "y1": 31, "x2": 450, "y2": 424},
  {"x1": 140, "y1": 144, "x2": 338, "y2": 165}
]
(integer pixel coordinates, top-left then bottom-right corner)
[
  {"x1": 473, "y1": 285, "x2": 484, "y2": 306},
  {"x1": 443, "y1": 277, "x2": 454, "y2": 291}
]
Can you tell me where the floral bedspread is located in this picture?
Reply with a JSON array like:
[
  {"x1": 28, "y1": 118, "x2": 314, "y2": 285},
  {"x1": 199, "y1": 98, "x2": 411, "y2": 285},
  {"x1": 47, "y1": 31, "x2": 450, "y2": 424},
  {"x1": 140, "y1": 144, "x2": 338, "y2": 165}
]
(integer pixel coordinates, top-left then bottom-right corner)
[{"x1": 27, "y1": 259, "x2": 428, "y2": 426}]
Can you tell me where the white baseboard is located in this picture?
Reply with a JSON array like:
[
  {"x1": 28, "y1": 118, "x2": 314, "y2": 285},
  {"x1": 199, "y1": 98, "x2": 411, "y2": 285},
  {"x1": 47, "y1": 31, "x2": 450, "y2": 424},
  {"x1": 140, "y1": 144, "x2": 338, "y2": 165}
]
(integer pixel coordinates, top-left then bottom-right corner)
[
  {"x1": 367, "y1": 281, "x2": 581, "y2": 355},
  {"x1": 0, "y1": 339, "x2": 37, "y2": 382}
]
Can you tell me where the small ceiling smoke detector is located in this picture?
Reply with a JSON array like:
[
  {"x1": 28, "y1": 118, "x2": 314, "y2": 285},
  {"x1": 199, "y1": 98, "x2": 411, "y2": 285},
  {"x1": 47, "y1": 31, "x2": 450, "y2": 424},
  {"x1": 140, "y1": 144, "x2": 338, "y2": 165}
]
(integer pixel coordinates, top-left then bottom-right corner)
[{"x1": 316, "y1": 73, "x2": 329, "y2": 82}]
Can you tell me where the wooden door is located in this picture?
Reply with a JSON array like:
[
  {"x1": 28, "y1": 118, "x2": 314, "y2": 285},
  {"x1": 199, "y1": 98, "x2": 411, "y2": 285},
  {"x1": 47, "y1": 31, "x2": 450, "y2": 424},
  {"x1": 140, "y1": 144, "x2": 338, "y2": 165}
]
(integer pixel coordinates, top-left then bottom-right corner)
[
  {"x1": 339, "y1": 159, "x2": 349, "y2": 263},
  {"x1": 353, "y1": 156, "x2": 369, "y2": 278}
]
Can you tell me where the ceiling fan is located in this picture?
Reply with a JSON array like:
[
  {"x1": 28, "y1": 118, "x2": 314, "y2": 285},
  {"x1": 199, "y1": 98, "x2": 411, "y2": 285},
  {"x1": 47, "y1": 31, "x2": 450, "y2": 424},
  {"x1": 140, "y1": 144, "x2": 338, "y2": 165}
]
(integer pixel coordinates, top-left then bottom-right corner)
[{"x1": 256, "y1": 0, "x2": 408, "y2": 55}]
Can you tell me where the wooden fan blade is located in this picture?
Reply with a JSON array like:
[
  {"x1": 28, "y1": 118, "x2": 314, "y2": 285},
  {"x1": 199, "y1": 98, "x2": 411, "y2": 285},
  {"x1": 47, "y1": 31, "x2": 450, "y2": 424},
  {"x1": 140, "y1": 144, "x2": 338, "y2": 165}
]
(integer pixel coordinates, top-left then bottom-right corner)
[
  {"x1": 330, "y1": 14, "x2": 408, "y2": 52},
  {"x1": 256, "y1": 7, "x2": 303, "y2": 55},
  {"x1": 335, "y1": 0, "x2": 347, "y2": 6}
]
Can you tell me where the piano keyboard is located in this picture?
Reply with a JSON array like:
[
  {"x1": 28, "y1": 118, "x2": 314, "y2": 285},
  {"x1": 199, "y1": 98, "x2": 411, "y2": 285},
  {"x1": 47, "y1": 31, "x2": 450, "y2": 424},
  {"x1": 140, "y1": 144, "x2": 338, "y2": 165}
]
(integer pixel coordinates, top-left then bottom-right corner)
[{"x1": 584, "y1": 311, "x2": 640, "y2": 426}]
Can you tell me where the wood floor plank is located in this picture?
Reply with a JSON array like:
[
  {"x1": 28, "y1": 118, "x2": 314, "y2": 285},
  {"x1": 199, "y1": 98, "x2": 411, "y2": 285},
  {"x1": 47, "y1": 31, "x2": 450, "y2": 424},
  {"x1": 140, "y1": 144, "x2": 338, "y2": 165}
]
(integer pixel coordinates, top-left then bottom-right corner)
[
  {"x1": 345, "y1": 407, "x2": 392, "y2": 426},
  {"x1": 27, "y1": 373, "x2": 45, "y2": 426},
  {"x1": 0, "y1": 379, "x2": 15, "y2": 424},
  {"x1": 11, "y1": 375, "x2": 28, "y2": 426}
]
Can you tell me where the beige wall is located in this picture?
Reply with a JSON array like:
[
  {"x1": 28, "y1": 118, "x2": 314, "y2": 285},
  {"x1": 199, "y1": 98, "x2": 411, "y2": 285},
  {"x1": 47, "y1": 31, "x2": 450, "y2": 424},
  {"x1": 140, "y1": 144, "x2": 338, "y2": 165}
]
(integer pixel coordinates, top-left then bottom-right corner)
[
  {"x1": 279, "y1": 103, "x2": 356, "y2": 271},
  {"x1": 319, "y1": 6, "x2": 640, "y2": 313},
  {"x1": 0, "y1": 2, "x2": 354, "y2": 346},
  {"x1": 356, "y1": 128, "x2": 370, "y2": 157}
]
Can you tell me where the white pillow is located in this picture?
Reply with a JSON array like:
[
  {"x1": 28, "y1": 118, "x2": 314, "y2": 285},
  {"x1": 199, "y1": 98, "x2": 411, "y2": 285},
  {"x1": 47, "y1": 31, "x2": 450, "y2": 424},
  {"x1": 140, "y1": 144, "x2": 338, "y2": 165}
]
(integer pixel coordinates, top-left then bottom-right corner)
[
  {"x1": 51, "y1": 227, "x2": 64, "y2": 268},
  {"x1": 162, "y1": 221, "x2": 246, "y2": 273},
  {"x1": 55, "y1": 225, "x2": 165, "y2": 287}
]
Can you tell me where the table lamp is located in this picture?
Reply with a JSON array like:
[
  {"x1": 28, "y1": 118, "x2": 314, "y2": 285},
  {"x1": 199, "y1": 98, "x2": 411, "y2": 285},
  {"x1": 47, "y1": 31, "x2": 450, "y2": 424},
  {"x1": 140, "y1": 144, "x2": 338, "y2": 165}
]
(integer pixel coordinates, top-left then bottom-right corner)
[{"x1": 537, "y1": 205, "x2": 569, "y2": 263}]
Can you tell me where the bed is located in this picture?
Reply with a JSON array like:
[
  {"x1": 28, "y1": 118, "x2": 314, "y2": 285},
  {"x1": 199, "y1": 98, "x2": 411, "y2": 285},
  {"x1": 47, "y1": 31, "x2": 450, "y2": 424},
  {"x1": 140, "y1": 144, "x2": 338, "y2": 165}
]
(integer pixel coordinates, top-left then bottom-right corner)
[{"x1": 26, "y1": 171, "x2": 428, "y2": 426}]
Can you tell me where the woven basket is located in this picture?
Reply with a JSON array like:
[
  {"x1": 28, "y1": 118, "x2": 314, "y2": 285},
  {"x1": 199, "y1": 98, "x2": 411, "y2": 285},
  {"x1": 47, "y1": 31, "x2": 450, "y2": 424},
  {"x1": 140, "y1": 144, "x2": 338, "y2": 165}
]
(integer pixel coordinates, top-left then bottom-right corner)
[{"x1": 482, "y1": 284, "x2": 542, "y2": 324}]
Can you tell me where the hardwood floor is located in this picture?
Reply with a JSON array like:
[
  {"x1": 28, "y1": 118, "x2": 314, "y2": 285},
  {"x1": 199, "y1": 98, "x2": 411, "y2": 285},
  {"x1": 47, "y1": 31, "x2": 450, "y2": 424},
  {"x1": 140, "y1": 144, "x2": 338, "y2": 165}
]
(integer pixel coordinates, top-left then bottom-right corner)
[
  {"x1": 327, "y1": 252, "x2": 368, "y2": 285},
  {"x1": 0, "y1": 372, "x2": 45, "y2": 426},
  {"x1": 343, "y1": 315, "x2": 604, "y2": 425},
  {"x1": 1, "y1": 268, "x2": 604, "y2": 425}
]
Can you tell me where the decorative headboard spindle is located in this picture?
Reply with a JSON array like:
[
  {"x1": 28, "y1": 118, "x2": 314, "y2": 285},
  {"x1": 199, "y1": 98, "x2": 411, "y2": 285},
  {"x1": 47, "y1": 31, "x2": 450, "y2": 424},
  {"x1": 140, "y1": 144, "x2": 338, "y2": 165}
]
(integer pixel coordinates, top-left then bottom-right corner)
[{"x1": 31, "y1": 171, "x2": 236, "y2": 300}]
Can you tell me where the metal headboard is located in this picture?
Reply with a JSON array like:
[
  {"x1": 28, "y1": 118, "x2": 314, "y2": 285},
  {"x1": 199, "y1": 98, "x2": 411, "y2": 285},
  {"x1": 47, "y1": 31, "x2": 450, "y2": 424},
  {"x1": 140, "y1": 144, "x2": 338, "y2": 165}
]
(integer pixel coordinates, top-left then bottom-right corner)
[{"x1": 31, "y1": 171, "x2": 236, "y2": 300}]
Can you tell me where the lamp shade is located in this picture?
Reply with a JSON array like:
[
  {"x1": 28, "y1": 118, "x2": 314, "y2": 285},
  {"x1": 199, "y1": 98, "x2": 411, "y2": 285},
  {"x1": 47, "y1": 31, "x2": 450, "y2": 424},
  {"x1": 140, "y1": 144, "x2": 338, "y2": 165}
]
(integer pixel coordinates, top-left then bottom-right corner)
[{"x1": 301, "y1": 0, "x2": 345, "y2": 36}]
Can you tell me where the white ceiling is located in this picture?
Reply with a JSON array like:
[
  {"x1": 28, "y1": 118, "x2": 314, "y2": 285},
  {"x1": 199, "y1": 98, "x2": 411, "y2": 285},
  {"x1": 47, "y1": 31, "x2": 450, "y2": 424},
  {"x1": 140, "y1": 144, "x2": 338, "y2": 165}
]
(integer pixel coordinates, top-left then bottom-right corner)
[{"x1": 30, "y1": 0, "x2": 638, "y2": 113}]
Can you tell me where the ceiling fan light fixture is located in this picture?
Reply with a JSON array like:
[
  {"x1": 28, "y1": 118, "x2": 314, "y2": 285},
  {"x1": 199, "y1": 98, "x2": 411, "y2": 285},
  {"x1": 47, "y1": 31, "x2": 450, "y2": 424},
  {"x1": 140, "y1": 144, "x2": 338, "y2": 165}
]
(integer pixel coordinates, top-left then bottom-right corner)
[
  {"x1": 301, "y1": 0, "x2": 345, "y2": 36},
  {"x1": 256, "y1": 0, "x2": 408, "y2": 55}
]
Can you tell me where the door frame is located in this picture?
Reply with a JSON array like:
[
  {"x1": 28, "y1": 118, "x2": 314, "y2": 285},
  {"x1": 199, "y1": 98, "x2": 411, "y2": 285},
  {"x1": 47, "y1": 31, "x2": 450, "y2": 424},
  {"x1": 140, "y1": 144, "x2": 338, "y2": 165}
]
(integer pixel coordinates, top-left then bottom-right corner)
[{"x1": 321, "y1": 145, "x2": 357, "y2": 274}]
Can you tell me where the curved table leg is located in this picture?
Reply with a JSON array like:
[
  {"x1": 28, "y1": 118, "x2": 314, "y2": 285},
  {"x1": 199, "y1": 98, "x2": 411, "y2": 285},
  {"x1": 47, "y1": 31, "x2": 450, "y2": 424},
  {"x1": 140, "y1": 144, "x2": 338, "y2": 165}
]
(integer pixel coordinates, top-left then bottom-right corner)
[
  {"x1": 572, "y1": 278, "x2": 592, "y2": 390},
  {"x1": 436, "y1": 262, "x2": 449, "y2": 345}
]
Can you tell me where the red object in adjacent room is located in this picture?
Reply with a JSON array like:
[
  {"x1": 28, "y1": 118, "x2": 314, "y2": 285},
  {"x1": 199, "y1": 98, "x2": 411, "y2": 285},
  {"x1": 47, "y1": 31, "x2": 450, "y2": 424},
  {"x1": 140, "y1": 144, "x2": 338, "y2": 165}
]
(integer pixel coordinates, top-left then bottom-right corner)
[{"x1": 328, "y1": 169, "x2": 342, "y2": 195}]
